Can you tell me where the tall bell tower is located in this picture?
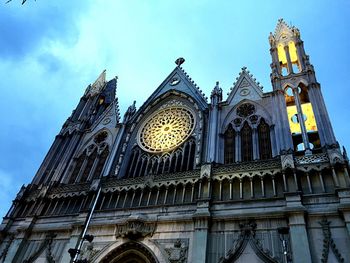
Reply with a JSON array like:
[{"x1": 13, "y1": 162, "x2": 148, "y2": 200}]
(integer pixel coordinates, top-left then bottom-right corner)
[{"x1": 269, "y1": 19, "x2": 337, "y2": 155}]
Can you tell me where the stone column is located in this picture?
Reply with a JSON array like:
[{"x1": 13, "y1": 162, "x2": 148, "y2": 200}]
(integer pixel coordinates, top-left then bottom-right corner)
[
  {"x1": 306, "y1": 86, "x2": 326, "y2": 145},
  {"x1": 33, "y1": 135, "x2": 62, "y2": 184},
  {"x1": 270, "y1": 46, "x2": 282, "y2": 74},
  {"x1": 295, "y1": 41, "x2": 305, "y2": 70},
  {"x1": 52, "y1": 132, "x2": 82, "y2": 182},
  {"x1": 192, "y1": 200, "x2": 210, "y2": 263},
  {"x1": 284, "y1": 45, "x2": 293, "y2": 74},
  {"x1": 274, "y1": 91, "x2": 293, "y2": 152},
  {"x1": 285, "y1": 194, "x2": 312, "y2": 263},
  {"x1": 252, "y1": 128, "x2": 259, "y2": 160},
  {"x1": 208, "y1": 105, "x2": 219, "y2": 163},
  {"x1": 308, "y1": 83, "x2": 337, "y2": 145},
  {"x1": 337, "y1": 189, "x2": 350, "y2": 237},
  {"x1": 60, "y1": 227, "x2": 81, "y2": 263},
  {"x1": 270, "y1": 125, "x2": 277, "y2": 157},
  {"x1": 8, "y1": 217, "x2": 37, "y2": 262},
  {"x1": 292, "y1": 87, "x2": 311, "y2": 154},
  {"x1": 235, "y1": 131, "x2": 241, "y2": 162},
  {"x1": 289, "y1": 213, "x2": 312, "y2": 263}
]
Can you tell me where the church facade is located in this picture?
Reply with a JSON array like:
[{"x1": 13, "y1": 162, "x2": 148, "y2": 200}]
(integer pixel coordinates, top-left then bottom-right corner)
[{"x1": 1, "y1": 19, "x2": 350, "y2": 263}]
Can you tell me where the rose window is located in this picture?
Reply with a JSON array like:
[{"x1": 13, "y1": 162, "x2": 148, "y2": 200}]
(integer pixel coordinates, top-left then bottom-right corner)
[{"x1": 138, "y1": 106, "x2": 196, "y2": 153}]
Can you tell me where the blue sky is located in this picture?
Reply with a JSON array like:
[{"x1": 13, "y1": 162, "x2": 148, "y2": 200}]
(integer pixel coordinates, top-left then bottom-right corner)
[{"x1": 0, "y1": 0, "x2": 349, "y2": 217}]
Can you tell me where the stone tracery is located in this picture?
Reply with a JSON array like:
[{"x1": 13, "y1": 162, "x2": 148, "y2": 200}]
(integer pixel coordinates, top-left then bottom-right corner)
[{"x1": 138, "y1": 106, "x2": 196, "y2": 153}]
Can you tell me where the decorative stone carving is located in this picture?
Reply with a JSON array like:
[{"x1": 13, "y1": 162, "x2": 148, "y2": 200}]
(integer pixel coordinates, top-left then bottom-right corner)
[
  {"x1": 239, "y1": 78, "x2": 250, "y2": 88},
  {"x1": 200, "y1": 164, "x2": 211, "y2": 178},
  {"x1": 152, "y1": 238, "x2": 189, "y2": 263},
  {"x1": 115, "y1": 217, "x2": 156, "y2": 240},
  {"x1": 249, "y1": 115, "x2": 259, "y2": 124},
  {"x1": 295, "y1": 153, "x2": 329, "y2": 165},
  {"x1": 327, "y1": 148, "x2": 344, "y2": 165},
  {"x1": 89, "y1": 179, "x2": 100, "y2": 191},
  {"x1": 81, "y1": 242, "x2": 100, "y2": 262},
  {"x1": 319, "y1": 218, "x2": 344, "y2": 263},
  {"x1": 15, "y1": 185, "x2": 26, "y2": 201},
  {"x1": 233, "y1": 118, "x2": 242, "y2": 127},
  {"x1": 281, "y1": 154, "x2": 295, "y2": 170},
  {"x1": 237, "y1": 103, "x2": 256, "y2": 118},
  {"x1": 169, "y1": 75, "x2": 181, "y2": 86},
  {"x1": 137, "y1": 106, "x2": 196, "y2": 153},
  {"x1": 94, "y1": 131, "x2": 108, "y2": 144},
  {"x1": 219, "y1": 221, "x2": 279, "y2": 263},
  {"x1": 22, "y1": 233, "x2": 57, "y2": 263}
]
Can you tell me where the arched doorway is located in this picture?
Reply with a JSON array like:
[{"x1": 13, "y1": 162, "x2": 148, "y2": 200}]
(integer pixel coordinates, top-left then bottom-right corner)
[{"x1": 100, "y1": 241, "x2": 158, "y2": 263}]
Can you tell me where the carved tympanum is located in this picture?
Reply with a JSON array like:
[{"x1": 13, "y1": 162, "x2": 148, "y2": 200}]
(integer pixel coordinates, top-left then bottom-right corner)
[{"x1": 115, "y1": 219, "x2": 156, "y2": 240}]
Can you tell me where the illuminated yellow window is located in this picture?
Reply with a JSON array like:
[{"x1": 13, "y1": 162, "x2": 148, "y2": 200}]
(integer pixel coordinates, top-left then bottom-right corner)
[
  {"x1": 287, "y1": 105, "x2": 301, "y2": 134},
  {"x1": 288, "y1": 41, "x2": 298, "y2": 63},
  {"x1": 302, "y1": 103, "x2": 317, "y2": 132},
  {"x1": 287, "y1": 103, "x2": 318, "y2": 134},
  {"x1": 277, "y1": 44, "x2": 287, "y2": 65}
]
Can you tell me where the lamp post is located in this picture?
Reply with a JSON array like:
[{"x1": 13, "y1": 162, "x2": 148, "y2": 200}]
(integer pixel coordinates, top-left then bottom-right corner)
[{"x1": 277, "y1": 226, "x2": 290, "y2": 263}]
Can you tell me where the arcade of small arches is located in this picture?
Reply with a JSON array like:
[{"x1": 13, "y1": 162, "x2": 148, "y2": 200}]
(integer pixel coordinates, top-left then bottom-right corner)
[{"x1": 125, "y1": 138, "x2": 196, "y2": 178}]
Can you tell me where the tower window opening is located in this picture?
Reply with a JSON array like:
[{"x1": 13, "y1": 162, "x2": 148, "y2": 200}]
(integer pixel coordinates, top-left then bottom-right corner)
[
  {"x1": 288, "y1": 41, "x2": 301, "y2": 73},
  {"x1": 281, "y1": 65, "x2": 288, "y2": 76},
  {"x1": 292, "y1": 134, "x2": 303, "y2": 154},
  {"x1": 308, "y1": 132, "x2": 321, "y2": 152},
  {"x1": 298, "y1": 85, "x2": 310, "y2": 103},
  {"x1": 278, "y1": 44, "x2": 288, "y2": 76},
  {"x1": 285, "y1": 87, "x2": 294, "y2": 97},
  {"x1": 296, "y1": 142, "x2": 305, "y2": 152},
  {"x1": 292, "y1": 63, "x2": 300, "y2": 73}
]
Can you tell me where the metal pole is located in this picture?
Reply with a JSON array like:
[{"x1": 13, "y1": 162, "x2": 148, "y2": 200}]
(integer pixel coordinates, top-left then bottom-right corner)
[{"x1": 72, "y1": 186, "x2": 102, "y2": 262}]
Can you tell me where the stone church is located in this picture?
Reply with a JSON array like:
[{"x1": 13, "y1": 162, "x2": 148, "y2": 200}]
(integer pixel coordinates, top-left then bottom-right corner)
[{"x1": 1, "y1": 19, "x2": 350, "y2": 263}]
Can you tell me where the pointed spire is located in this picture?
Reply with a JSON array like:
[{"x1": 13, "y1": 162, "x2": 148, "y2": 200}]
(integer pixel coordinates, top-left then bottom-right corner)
[
  {"x1": 92, "y1": 69, "x2": 106, "y2": 89},
  {"x1": 211, "y1": 81, "x2": 222, "y2": 104},
  {"x1": 123, "y1": 100, "x2": 137, "y2": 123},
  {"x1": 270, "y1": 18, "x2": 300, "y2": 45},
  {"x1": 84, "y1": 70, "x2": 107, "y2": 97}
]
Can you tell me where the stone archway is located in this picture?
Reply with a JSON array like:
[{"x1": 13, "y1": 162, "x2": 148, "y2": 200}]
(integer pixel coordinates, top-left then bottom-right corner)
[{"x1": 100, "y1": 241, "x2": 158, "y2": 263}]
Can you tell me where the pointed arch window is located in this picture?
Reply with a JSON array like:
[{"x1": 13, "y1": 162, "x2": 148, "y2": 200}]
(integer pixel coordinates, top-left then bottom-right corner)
[
  {"x1": 241, "y1": 122, "x2": 253, "y2": 162},
  {"x1": 68, "y1": 152, "x2": 86, "y2": 184},
  {"x1": 224, "y1": 124, "x2": 235, "y2": 164},
  {"x1": 80, "y1": 149, "x2": 97, "y2": 182},
  {"x1": 92, "y1": 147, "x2": 109, "y2": 180},
  {"x1": 258, "y1": 118, "x2": 272, "y2": 160}
]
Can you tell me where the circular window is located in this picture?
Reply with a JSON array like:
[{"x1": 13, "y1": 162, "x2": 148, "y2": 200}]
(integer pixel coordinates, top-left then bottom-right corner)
[
  {"x1": 137, "y1": 106, "x2": 196, "y2": 153},
  {"x1": 169, "y1": 77, "x2": 180, "y2": 86}
]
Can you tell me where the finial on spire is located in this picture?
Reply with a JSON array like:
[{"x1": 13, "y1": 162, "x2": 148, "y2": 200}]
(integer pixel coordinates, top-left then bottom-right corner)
[
  {"x1": 211, "y1": 81, "x2": 222, "y2": 103},
  {"x1": 175, "y1": 57, "x2": 185, "y2": 67}
]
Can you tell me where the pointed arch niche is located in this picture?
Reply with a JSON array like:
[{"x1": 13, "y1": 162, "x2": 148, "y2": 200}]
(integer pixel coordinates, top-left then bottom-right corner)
[
  {"x1": 221, "y1": 101, "x2": 275, "y2": 163},
  {"x1": 224, "y1": 124, "x2": 236, "y2": 164},
  {"x1": 258, "y1": 118, "x2": 272, "y2": 160},
  {"x1": 241, "y1": 122, "x2": 253, "y2": 162},
  {"x1": 66, "y1": 130, "x2": 111, "y2": 184},
  {"x1": 99, "y1": 242, "x2": 159, "y2": 263}
]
